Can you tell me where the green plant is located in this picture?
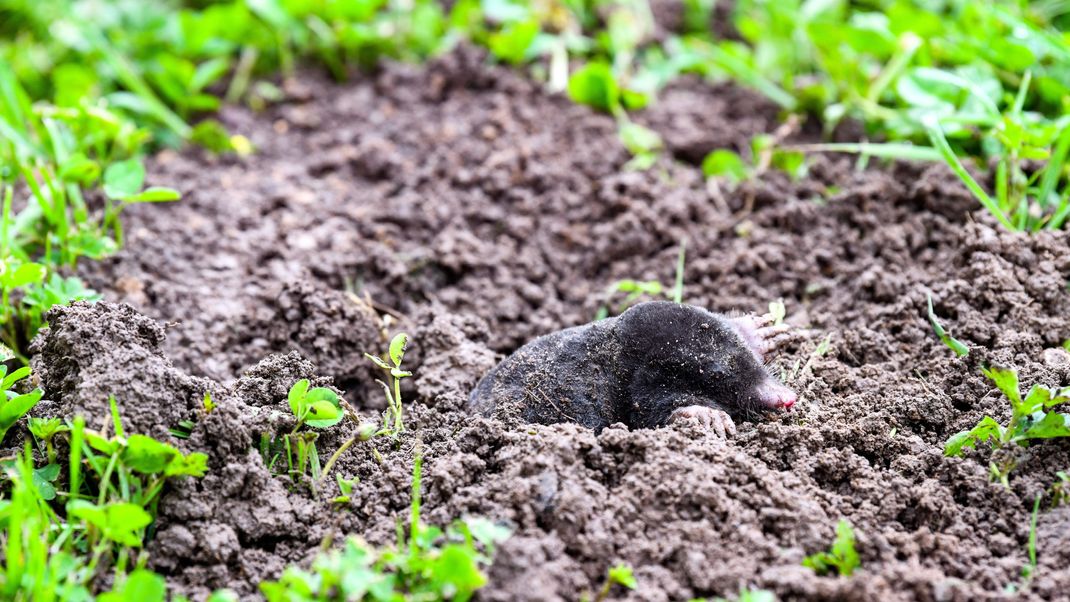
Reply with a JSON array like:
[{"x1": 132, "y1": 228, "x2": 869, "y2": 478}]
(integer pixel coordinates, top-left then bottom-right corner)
[
  {"x1": 590, "y1": 564, "x2": 637, "y2": 602},
  {"x1": 702, "y1": 134, "x2": 806, "y2": 184},
  {"x1": 0, "y1": 364, "x2": 43, "y2": 444},
  {"x1": 619, "y1": 121, "x2": 663, "y2": 171},
  {"x1": 0, "y1": 397, "x2": 208, "y2": 600},
  {"x1": 331, "y1": 474, "x2": 359, "y2": 505},
  {"x1": 596, "y1": 279, "x2": 664, "y2": 320},
  {"x1": 568, "y1": 60, "x2": 651, "y2": 116},
  {"x1": 944, "y1": 366, "x2": 1070, "y2": 485},
  {"x1": 926, "y1": 293, "x2": 969, "y2": 357},
  {"x1": 1051, "y1": 471, "x2": 1070, "y2": 507},
  {"x1": 768, "y1": 299, "x2": 786, "y2": 325},
  {"x1": 27, "y1": 417, "x2": 68, "y2": 464},
  {"x1": 260, "y1": 454, "x2": 510, "y2": 601},
  {"x1": 287, "y1": 379, "x2": 345, "y2": 432},
  {"x1": 260, "y1": 379, "x2": 345, "y2": 487},
  {"x1": 802, "y1": 519, "x2": 860, "y2": 577},
  {"x1": 365, "y1": 332, "x2": 412, "y2": 437},
  {"x1": 927, "y1": 112, "x2": 1070, "y2": 232},
  {"x1": 708, "y1": 589, "x2": 777, "y2": 602}
]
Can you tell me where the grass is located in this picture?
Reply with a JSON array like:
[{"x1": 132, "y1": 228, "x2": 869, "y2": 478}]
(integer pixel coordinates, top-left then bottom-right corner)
[
  {"x1": 944, "y1": 365, "x2": 1070, "y2": 486},
  {"x1": 259, "y1": 453, "x2": 510, "y2": 602},
  {"x1": 926, "y1": 294, "x2": 969, "y2": 357},
  {"x1": 0, "y1": 385, "x2": 208, "y2": 600}
]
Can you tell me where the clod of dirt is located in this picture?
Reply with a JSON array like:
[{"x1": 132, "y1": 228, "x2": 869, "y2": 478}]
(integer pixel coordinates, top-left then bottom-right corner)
[
  {"x1": 407, "y1": 305, "x2": 500, "y2": 410},
  {"x1": 29, "y1": 301, "x2": 215, "y2": 440},
  {"x1": 267, "y1": 280, "x2": 383, "y2": 391}
]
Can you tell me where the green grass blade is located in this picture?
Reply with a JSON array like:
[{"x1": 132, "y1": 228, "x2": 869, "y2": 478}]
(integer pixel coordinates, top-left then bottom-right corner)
[
  {"x1": 704, "y1": 44, "x2": 798, "y2": 111},
  {"x1": 791, "y1": 142, "x2": 942, "y2": 162},
  {"x1": 79, "y1": 27, "x2": 191, "y2": 139},
  {"x1": 672, "y1": 238, "x2": 686, "y2": 304},
  {"x1": 924, "y1": 118, "x2": 1015, "y2": 230},
  {"x1": 1039, "y1": 123, "x2": 1070, "y2": 223},
  {"x1": 1011, "y1": 71, "x2": 1032, "y2": 116},
  {"x1": 866, "y1": 33, "x2": 920, "y2": 104}
]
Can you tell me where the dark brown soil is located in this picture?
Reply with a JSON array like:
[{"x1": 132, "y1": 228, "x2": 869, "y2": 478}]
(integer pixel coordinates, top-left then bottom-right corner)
[{"x1": 28, "y1": 44, "x2": 1070, "y2": 600}]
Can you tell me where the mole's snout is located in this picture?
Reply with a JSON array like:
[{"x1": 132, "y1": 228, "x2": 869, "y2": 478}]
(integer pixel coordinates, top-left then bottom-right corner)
[{"x1": 755, "y1": 380, "x2": 796, "y2": 410}]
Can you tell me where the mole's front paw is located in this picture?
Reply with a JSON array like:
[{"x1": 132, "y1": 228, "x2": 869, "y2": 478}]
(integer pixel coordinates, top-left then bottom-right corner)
[
  {"x1": 670, "y1": 405, "x2": 736, "y2": 438},
  {"x1": 729, "y1": 313, "x2": 794, "y2": 361}
]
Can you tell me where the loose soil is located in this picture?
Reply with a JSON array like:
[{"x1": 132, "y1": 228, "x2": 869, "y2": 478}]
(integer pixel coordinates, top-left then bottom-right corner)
[{"x1": 23, "y1": 43, "x2": 1070, "y2": 601}]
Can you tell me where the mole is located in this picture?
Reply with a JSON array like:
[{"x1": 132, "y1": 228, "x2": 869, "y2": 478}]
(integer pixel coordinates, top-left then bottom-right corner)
[{"x1": 468, "y1": 301, "x2": 797, "y2": 437}]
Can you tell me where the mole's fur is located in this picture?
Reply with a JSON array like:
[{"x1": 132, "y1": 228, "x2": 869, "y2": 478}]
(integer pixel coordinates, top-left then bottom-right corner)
[{"x1": 468, "y1": 301, "x2": 796, "y2": 434}]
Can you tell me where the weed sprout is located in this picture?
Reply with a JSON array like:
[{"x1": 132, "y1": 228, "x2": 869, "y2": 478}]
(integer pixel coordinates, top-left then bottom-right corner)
[
  {"x1": 364, "y1": 332, "x2": 412, "y2": 437},
  {"x1": 945, "y1": 366, "x2": 1070, "y2": 486},
  {"x1": 926, "y1": 294, "x2": 969, "y2": 357},
  {"x1": 260, "y1": 453, "x2": 510, "y2": 600},
  {"x1": 590, "y1": 564, "x2": 637, "y2": 602},
  {"x1": 0, "y1": 364, "x2": 44, "y2": 444},
  {"x1": 802, "y1": 519, "x2": 860, "y2": 577}
]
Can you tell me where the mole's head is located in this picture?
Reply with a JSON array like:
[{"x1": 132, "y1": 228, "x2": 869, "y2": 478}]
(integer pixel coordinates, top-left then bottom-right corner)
[
  {"x1": 617, "y1": 302, "x2": 798, "y2": 418},
  {"x1": 715, "y1": 312, "x2": 798, "y2": 416}
]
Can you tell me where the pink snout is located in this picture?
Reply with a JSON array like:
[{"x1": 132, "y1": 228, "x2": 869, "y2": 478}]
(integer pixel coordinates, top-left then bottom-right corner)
[{"x1": 756, "y1": 381, "x2": 797, "y2": 410}]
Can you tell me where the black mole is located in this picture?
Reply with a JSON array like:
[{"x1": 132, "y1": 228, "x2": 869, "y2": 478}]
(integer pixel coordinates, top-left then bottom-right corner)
[{"x1": 469, "y1": 301, "x2": 796, "y2": 437}]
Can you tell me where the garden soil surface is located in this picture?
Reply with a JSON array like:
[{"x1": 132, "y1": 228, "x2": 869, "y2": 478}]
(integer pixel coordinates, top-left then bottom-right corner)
[{"x1": 24, "y1": 44, "x2": 1070, "y2": 601}]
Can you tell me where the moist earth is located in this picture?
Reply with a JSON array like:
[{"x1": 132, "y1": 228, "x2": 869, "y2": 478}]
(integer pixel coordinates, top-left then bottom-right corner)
[{"x1": 19, "y1": 42, "x2": 1070, "y2": 601}]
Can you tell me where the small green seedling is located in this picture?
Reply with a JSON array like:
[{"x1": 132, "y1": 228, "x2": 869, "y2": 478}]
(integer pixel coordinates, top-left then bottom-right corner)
[
  {"x1": 100, "y1": 158, "x2": 181, "y2": 244},
  {"x1": 287, "y1": 379, "x2": 344, "y2": 431},
  {"x1": 596, "y1": 279, "x2": 664, "y2": 320},
  {"x1": 319, "y1": 421, "x2": 376, "y2": 490},
  {"x1": 28, "y1": 417, "x2": 68, "y2": 463},
  {"x1": 169, "y1": 420, "x2": 196, "y2": 439},
  {"x1": 590, "y1": 564, "x2": 637, "y2": 602},
  {"x1": 568, "y1": 61, "x2": 648, "y2": 115},
  {"x1": 332, "y1": 474, "x2": 359, "y2": 504},
  {"x1": 168, "y1": 392, "x2": 216, "y2": 440},
  {"x1": 258, "y1": 380, "x2": 344, "y2": 487},
  {"x1": 0, "y1": 364, "x2": 43, "y2": 443},
  {"x1": 1051, "y1": 471, "x2": 1070, "y2": 507},
  {"x1": 702, "y1": 135, "x2": 806, "y2": 184},
  {"x1": 944, "y1": 366, "x2": 1070, "y2": 485},
  {"x1": 365, "y1": 332, "x2": 412, "y2": 437},
  {"x1": 788, "y1": 333, "x2": 832, "y2": 381},
  {"x1": 802, "y1": 519, "x2": 860, "y2": 577},
  {"x1": 619, "y1": 121, "x2": 663, "y2": 171},
  {"x1": 926, "y1": 294, "x2": 969, "y2": 357},
  {"x1": 261, "y1": 453, "x2": 510, "y2": 601},
  {"x1": 769, "y1": 300, "x2": 786, "y2": 326}
]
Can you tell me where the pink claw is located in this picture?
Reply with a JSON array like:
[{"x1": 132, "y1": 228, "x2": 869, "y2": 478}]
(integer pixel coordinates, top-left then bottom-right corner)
[{"x1": 729, "y1": 314, "x2": 794, "y2": 361}]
